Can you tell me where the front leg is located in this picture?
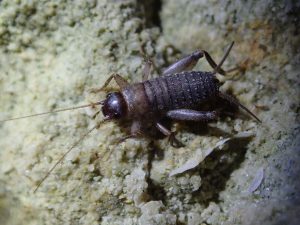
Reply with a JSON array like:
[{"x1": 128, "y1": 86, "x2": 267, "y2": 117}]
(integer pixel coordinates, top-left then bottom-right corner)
[
  {"x1": 166, "y1": 109, "x2": 218, "y2": 122},
  {"x1": 89, "y1": 73, "x2": 129, "y2": 93},
  {"x1": 116, "y1": 120, "x2": 143, "y2": 143}
]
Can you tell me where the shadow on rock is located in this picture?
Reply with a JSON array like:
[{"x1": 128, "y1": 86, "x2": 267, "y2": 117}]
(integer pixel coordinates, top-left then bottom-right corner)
[{"x1": 192, "y1": 137, "x2": 252, "y2": 207}]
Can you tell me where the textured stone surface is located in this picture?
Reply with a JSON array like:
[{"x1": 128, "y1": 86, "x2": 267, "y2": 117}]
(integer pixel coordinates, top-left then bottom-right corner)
[{"x1": 0, "y1": 0, "x2": 299, "y2": 224}]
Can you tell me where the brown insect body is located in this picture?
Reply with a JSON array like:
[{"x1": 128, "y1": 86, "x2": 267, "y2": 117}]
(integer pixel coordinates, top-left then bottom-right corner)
[
  {"x1": 122, "y1": 71, "x2": 219, "y2": 120},
  {"x1": 100, "y1": 42, "x2": 260, "y2": 147}
]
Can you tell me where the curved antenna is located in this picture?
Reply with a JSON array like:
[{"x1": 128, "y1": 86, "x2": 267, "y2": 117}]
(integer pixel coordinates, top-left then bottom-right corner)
[
  {"x1": 0, "y1": 101, "x2": 104, "y2": 123},
  {"x1": 33, "y1": 119, "x2": 109, "y2": 193}
]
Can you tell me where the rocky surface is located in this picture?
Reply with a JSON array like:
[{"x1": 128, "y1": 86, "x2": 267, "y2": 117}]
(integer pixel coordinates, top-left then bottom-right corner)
[{"x1": 0, "y1": 1, "x2": 299, "y2": 224}]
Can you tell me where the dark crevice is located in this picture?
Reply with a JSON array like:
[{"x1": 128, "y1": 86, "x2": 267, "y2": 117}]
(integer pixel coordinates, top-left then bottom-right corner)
[
  {"x1": 192, "y1": 138, "x2": 252, "y2": 207},
  {"x1": 138, "y1": 0, "x2": 162, "y2": 30},
  {"x1": 145, "y1": 141, "x2": 167, "y2": 203}
]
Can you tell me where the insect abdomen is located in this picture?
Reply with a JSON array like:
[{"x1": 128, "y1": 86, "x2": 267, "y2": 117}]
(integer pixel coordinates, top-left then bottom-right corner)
[{"x1": 143, "y1": 71, "x2": 219, "y2": 113}]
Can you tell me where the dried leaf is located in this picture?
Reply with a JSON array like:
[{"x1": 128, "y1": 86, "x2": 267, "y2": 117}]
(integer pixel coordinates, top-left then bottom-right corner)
[
  {"x1": 169, "y1": 132, "x2": 254, "y2": 177},
  {"x1": 248, "y1": 167, "x2": 264, "y2": 193}
]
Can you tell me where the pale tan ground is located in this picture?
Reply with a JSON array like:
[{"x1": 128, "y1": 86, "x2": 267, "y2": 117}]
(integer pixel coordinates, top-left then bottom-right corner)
[{"x1": 0, "y1": 1, "x2": 299, "y2": 225}]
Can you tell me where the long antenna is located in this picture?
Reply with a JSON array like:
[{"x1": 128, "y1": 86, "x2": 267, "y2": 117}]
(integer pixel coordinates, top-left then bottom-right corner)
[
  {"x1": 0, "y1": 101, "x2": 103, "y2": 123},
  {"x1": 33, "y1": 119, "x2": 108, "y2": 193}
]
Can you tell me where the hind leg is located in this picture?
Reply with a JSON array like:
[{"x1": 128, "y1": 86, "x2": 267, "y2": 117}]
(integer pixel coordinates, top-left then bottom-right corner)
[
  {"x1": 163, "y1": 42, "x2": 234, "y2": 76},
  {"x1": 166, "y1": 109, "x2": 218, "y2": 122},
  {"x1": 163, "y1": 50, "x2": 204, "y2": 76}
]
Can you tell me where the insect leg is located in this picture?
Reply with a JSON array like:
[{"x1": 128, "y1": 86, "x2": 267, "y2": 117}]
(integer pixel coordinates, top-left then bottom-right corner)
[
  {"x1": 202, "y1": 42, "x2": 234, "y2": 75},
  {"x1": 131, "y1": 120, "x2": 142, "y2": 135},
  {"x1": 162, "y1": 50, "x2": 204, "y2": 76},
  {"x1": 89, "y1": 73, "x2": 129, "y2": 93},
  {"x1": 155, "y1": 122, "x2": 184, "y2": 147},
  {"x1": 163, "y1": 42, "x2": 234, "y2": 76},
  {"x1": 202, "y1": 51, "x2": 227, "y2": 75},
  {"x1": 116, "y1": 120, "x2": 143, "y2": 143},
  {"x1": 166, "y1": 109, "x2": 218, "y2": 122},
  {"x1": 142, "y1": 58, "x2": 153, "y2": 81},
  {"x1": 212, "y1": 42, "x2": 234, "y2": 75}
]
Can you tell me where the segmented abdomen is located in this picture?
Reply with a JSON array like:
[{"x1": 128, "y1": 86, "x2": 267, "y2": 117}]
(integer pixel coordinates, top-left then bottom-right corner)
[{"x1": 143, "y1": 71, "x2": 220, "y2": 113}]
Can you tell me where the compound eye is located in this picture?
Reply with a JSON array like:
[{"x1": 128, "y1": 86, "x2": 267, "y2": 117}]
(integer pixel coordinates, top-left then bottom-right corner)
[{"x1": 102, "y1": 92, "x2": 126, "y2": 119}]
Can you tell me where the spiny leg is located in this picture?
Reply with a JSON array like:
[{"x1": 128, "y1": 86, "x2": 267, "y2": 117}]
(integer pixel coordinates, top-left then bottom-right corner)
[
  {"x1": 162, "y1": 42, "x2": 233, "y2": 76},
  {"x1": 89, "y1": 73, "x2": 129, "y2": 93},
  {"x1": 211, "y1": 41, "x2": 234, "y2": 75},
  {"x1": 203, "y1": 50, "x2": 227, "y2": 75},
  {"x1": 201, "y1": 41, "x2": 234, "y2": 75},
  {"x1": 163, "y1": 50, "x2": 204, "y2": 76},
  {"x1": 156, "y1": 122, "x2": 184, "y2": 148},
  {"x1": 166, "y1": 109, "x2": 218, "y2": 122}
]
